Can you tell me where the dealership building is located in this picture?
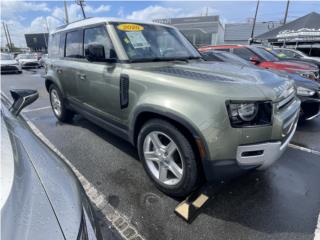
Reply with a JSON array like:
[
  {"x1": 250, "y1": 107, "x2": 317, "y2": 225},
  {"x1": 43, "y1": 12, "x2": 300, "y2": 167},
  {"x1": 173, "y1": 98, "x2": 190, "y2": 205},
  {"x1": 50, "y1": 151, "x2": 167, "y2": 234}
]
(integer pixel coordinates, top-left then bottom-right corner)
[
  {"x1": 25, "y1": 33, "x2": 49, "y2": 52},
  {"x1": 153, "y1": 15, "x2": 279, "y2": 47},
  {"x1": 154, "y1": 16, "x2": 225, "y2": 47}
]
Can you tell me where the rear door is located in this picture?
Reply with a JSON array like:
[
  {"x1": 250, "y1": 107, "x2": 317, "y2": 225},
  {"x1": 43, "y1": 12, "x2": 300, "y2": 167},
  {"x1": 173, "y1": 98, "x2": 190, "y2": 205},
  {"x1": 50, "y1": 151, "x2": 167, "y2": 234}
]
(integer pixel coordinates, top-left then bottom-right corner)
[{"x1": 59, "y1": 29, "x2": 84, "y2": 102}]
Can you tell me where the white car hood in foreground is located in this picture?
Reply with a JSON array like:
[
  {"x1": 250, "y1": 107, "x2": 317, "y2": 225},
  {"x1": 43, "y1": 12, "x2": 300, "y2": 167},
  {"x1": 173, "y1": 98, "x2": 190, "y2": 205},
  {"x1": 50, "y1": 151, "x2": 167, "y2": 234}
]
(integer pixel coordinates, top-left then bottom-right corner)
[
  {"x1": 19, "y1": 59, "x2": 38, "y2": 64},
  {"x1": 1, "y1": 60, "x2": 18, "y2": 66}
]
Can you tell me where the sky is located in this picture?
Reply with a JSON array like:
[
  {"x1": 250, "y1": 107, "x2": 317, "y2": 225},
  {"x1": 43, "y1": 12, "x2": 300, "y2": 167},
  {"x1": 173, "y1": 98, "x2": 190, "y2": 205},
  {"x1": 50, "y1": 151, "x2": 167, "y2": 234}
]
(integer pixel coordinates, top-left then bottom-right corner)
[{"x1": 1, "y1": 0, "x2": 320, "y2": 47}]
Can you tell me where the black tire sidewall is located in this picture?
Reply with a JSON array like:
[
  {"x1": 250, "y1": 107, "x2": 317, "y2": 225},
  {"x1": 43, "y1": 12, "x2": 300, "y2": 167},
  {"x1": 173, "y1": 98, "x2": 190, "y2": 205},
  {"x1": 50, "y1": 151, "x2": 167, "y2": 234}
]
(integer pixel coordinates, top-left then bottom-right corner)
[
  {"x1": 49, "y1": 84, "x2": 73, "y2": 122},
  {"x1": 138, "y1": 119, "x2": 199, "y2": 197}
]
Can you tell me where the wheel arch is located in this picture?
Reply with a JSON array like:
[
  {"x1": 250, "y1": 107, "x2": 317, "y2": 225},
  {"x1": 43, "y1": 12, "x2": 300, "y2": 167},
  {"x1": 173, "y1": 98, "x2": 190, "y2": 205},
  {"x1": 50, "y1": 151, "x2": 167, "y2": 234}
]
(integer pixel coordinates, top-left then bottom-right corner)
[
  {"x1": 130, "y1": 106, "x2": 209, "y2": 178},
  {"x1": 45, "y1": 76, "x2": 64, "y2": 95}
]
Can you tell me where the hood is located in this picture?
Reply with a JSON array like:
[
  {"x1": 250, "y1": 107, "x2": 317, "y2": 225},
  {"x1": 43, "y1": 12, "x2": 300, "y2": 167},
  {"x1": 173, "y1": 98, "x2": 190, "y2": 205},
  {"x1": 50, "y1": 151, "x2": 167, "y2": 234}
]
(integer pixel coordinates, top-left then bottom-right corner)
[
  {"x1": 141, "y1": 61, "x2": 294, "y2": 102},
  {"x1": 1, "y1": 119, "x2": 64, "y2": 240},
  {"x1": 19, "y1": 59, "x2": 38, "y2": 63},
  {"x1": 149, "y1": 61, "x2": 289, "y2": 85},
  {"x1": 1, "y1": 60, "x2": 18, "y2": 66},
  {"x1": 266, "y1": 61, "x2": 318, "y2": 72},
  {"x1": 304, "y1": 56, "x2": 320, "y2": 63},
  {"x1": 288, "y1": 73, "x2": 320, "y2": 90}
]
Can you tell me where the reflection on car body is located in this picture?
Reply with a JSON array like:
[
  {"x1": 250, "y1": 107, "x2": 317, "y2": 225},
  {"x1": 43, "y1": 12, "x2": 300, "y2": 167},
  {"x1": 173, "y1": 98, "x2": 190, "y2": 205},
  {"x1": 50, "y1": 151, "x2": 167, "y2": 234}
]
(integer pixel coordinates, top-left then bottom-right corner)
[{"x1": 1, "y1": 90, "x2": 102, "y2": 240}]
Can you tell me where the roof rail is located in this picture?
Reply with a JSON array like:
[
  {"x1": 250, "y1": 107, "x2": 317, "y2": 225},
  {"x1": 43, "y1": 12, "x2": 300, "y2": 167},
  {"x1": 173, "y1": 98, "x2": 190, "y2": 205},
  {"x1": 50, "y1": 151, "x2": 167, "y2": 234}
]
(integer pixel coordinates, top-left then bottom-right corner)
[{"x1": 55, "y1": 17, "x2": 93, "y2": 31}]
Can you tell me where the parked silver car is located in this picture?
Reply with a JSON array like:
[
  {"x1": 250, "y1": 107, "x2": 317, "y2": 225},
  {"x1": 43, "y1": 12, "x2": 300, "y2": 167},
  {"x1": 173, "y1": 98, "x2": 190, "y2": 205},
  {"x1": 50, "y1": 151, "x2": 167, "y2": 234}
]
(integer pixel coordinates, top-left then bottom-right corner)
[{"x1": 1, "y1": 90, "x2": 102, "y2": 240}]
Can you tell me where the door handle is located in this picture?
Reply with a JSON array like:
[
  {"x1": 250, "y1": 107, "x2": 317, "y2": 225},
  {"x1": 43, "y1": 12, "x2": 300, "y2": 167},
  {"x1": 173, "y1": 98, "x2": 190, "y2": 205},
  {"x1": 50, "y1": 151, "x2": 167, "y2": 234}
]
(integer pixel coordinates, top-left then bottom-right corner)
[{"x1": 79, "y1": 73, "x2": 86, "y2": 81}]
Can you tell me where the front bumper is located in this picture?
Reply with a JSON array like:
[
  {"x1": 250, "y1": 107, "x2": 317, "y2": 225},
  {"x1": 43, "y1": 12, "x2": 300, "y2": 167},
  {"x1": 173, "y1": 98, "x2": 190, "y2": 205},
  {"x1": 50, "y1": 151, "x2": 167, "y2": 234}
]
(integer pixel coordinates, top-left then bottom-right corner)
[
  {"x1": 21, "y1": 62, "x2": 39, "y2": 68},
  {"x1": 236, "y1": 118, "x2": 297, "y2": 170},
  {"x1": 1, "y1": 65, "x2": 21, "y2": 73}
]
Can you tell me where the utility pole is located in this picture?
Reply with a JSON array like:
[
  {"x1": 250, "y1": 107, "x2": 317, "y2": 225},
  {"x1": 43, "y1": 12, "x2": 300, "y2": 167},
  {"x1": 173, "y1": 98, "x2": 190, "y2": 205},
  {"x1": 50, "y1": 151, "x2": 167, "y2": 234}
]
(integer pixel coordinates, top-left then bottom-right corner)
[
  {"x1": 250, "y1": 0, "x2": 260, "y2": 43},
  {"x1": 5, "y1": 23, "x2": 14, "y2": 51},
  {"x1": 283, "y1": 0, "x2": 290, "y2": 25},
  {"x1": 64, "y1": 0, "x2": 69, "y2": 24},
  {"x1": 2, "y1": 22, "x2": 10, "y2": 51},
  {"x1": 76, "y1": 0, "x2": 86, "y2": 19}
]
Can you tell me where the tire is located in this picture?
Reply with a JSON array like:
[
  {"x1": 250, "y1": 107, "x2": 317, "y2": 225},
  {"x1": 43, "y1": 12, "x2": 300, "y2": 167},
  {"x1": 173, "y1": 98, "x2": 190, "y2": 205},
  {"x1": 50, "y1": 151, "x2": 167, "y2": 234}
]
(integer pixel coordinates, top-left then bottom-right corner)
[
  {"x1": 137, "y1": 119, "x2": 200, "y2": 197},
  {"x1": 49, "y1": 84, "x2": 74, "y2": 122}
]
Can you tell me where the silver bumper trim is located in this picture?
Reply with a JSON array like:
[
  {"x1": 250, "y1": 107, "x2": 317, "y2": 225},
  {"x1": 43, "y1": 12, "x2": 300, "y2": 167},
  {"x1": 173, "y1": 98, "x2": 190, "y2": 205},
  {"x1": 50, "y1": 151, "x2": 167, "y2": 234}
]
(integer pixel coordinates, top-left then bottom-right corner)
[{"x1": 236, "y1": 122, "x2": 297, "y2": 170}]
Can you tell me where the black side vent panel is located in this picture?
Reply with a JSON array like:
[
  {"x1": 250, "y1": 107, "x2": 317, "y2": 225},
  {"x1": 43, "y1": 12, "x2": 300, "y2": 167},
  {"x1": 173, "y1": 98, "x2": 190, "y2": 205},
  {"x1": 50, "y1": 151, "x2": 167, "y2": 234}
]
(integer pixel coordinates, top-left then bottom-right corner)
[{"x1": 120, "y1": 74, "x2": 129, "y2": 109}]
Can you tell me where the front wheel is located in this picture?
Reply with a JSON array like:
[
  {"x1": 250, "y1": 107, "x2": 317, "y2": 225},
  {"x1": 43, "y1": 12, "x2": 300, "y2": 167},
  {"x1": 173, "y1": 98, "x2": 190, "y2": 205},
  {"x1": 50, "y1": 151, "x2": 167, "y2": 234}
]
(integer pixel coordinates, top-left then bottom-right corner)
[
  {"x1": 49, "y1": 84, "x2": 74, "y2": 122},
  {"x1": 138, "y1": 119, "x2": 200, "y2": 197}
]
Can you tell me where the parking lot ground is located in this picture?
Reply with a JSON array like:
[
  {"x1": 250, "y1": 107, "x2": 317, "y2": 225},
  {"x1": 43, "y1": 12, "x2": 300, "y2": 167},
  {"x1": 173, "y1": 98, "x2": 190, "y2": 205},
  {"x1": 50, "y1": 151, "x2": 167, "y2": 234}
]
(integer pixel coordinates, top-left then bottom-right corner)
[{"x1": 1, "y1": 69, "x2": 320, "y2": 240}]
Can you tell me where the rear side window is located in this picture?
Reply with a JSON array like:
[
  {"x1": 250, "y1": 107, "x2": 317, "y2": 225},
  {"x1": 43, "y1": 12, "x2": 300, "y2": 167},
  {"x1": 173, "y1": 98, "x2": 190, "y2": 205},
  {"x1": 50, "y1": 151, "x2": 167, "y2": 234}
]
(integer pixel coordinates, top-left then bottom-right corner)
[
  {"x1": 49, "y1": 33, "x2": 60, "y2": 58},
  {"x1": 65, "y1": 30, "x2": 83, "y2": 58},
  {"x1": 233, "y1": 48, "x2": 259, "y2": 61},
  {"x1": 84, "y1": 26, "x2": 116, "y2": 59}
]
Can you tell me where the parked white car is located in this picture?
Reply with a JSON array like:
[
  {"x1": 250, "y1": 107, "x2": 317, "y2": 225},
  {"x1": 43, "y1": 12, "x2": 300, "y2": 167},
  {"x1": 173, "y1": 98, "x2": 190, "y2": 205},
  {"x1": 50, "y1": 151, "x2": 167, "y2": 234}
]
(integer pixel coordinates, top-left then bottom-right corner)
[
  {"x1": 16, "y1": 53, "x2": 40, "y2": 69},
  {"x1": 275, "y1": 48, "x2": 320, "y2": 63},
  {"x1": 1, "y1": 53, "x2": 22, "y2": 74}
]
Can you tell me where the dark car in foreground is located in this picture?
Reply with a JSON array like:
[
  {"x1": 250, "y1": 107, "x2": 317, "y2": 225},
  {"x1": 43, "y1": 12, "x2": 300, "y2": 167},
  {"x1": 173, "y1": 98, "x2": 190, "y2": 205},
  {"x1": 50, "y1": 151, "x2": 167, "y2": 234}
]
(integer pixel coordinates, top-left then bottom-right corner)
[
  {"x1": 199, "y1": 45, "x2": 319, "y2": 81},
  {"x1": 1, "y1": 90, "x2": 102, "y2": 240},
  {"x1": 200, "y1": 49, "x2": 320, "y2": 121}
]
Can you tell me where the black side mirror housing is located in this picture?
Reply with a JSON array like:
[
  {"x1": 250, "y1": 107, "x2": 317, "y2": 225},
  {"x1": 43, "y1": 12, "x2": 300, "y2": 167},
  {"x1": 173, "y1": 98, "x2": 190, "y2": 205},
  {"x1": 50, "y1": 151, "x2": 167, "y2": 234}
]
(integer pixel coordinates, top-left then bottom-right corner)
[
  {"x1": 249, "y1": 57, "x2": 261, "y2": 65},
  {"x1": 10, "y1": 89, "x2": 39, "y2": 116},
  {"x1": 85, "y1": 44, "x2": 105, "y2": 62}
]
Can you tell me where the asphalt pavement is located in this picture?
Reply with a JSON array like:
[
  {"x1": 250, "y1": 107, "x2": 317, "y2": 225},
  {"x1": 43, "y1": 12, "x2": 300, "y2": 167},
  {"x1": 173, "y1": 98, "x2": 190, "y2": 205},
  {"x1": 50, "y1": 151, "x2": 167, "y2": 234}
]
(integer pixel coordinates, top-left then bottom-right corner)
[{"x1": 1, "y1": 69, "x2": 320, "y2": 240}]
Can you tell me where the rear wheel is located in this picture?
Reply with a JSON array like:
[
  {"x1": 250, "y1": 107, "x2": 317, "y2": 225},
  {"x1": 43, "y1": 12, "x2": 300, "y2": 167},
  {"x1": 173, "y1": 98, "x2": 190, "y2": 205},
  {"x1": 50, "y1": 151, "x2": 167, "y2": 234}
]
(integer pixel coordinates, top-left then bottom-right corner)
[
  {"x1": 49, "y1": 84, "x2": 74, "y2": 122},
  {"x1": 138, "y1": 119, "x2": 200, "y2": 197}
]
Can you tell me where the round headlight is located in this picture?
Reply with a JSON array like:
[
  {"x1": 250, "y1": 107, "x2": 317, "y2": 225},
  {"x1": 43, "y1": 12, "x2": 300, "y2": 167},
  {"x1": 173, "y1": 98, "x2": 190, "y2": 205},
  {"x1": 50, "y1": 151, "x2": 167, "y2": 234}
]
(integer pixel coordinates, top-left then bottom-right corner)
[{"x1": 238, "y1": 103, "x2": 258, "y2": 121}]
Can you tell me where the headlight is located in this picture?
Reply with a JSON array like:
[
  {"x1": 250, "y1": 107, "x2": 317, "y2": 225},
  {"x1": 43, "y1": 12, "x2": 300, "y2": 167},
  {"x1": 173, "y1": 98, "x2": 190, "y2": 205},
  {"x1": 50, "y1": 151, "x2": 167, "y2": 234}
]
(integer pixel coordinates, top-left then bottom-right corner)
[
  {"x1": 227, "y1": 101, "x2": 272, "y2": 127},
  {"x1": 230, "y1": 103, "x2": 258, "y2": 121},
  {"x1": 297, "y1": 86, "x2": 315, "y2": 96}
]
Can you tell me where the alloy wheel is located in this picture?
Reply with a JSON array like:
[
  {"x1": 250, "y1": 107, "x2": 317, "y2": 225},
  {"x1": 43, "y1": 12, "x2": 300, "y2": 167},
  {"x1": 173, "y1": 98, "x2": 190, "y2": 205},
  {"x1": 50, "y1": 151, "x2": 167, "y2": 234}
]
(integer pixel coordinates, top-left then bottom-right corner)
[{"x1": 143, "y1": 131, "x2": 184, "y2": 186}]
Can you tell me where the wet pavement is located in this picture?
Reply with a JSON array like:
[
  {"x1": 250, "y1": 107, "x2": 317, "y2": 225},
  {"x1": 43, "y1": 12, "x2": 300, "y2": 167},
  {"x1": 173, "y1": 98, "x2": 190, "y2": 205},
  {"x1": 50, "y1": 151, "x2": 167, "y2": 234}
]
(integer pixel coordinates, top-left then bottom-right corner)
[{"x1": 1, "y1": 69, "x2": 320, "y2": 240}]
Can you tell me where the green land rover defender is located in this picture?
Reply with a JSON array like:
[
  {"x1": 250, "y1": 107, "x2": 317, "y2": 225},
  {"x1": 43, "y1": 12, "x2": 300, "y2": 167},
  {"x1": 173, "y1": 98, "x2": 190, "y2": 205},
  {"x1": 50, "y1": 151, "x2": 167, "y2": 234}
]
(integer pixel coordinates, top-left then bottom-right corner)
[{"x1": 45, "y1": 18, "x2": 300, "y2": 197}]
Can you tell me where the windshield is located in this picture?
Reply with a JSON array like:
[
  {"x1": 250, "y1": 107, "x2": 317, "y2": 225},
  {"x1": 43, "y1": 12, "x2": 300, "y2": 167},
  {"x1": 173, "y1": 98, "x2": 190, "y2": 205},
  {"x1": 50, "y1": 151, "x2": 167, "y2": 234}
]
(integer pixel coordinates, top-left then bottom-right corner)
[
  {"x1": 214, "y1": 51, "x2": 252, "y2": 66},
  {"x1": 251, "y1": 47, "x2": 279, "y2": 62},
  {"x1": 18, "y1": 54, "x2": 37, "y2": 59},
  {"x1": 1, "y1": 54, "x2": 14, "y2": 60},
  {"x1": 111, "y1": 22, "x2": 201, "y2": 62}
]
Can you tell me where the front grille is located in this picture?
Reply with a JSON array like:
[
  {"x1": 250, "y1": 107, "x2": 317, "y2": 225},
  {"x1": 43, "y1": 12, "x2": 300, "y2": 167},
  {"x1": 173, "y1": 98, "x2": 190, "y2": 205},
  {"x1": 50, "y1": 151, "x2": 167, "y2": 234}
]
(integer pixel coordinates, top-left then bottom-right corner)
[
  {"x1": 23, "y1": 62, "x2": 38, "y2": 67},
  {"x1": 1, "y1": 65, "x2": 19, "y2": 71},
  {"x1": 277, "y1": 92, "x2": 295, "y2": 110}
]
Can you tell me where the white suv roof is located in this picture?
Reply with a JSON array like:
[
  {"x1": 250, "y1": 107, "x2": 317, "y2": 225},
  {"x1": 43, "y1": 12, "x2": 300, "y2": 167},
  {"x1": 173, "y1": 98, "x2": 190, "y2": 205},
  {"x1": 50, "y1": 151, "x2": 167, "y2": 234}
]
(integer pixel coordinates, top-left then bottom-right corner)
[{"x1": 52, "y1": 17, "x2": 170, "y2": 34}]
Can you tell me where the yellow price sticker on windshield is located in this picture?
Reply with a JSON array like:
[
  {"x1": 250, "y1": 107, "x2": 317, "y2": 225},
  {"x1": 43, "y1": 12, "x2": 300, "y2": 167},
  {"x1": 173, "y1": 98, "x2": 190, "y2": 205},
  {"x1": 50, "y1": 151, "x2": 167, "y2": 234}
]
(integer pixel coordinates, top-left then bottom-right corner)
[{"x1": 117, "y1": 23, "x2": 144, "y2": 31}]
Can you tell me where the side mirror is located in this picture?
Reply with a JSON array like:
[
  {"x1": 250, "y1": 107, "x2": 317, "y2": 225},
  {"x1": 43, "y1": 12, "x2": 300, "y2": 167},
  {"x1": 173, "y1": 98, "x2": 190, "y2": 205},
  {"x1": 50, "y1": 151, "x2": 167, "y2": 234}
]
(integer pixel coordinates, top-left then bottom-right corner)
[
  {"x1": 249, "y1": 56, "x2": 260, "y2": 65},
  {"x1": 10, "y1": 89, "x2": 39, "y2": 116},
  {"x1": 85, "y1": 44, "x2": 105, "y2": 62},
  {"x1": 85, "y1": 44, "x2": 117, "y2": 63}
]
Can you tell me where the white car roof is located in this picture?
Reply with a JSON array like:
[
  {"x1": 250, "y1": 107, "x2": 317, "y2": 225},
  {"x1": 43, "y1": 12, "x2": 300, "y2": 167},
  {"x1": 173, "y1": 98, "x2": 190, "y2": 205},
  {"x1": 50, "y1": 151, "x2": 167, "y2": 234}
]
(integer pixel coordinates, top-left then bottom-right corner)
[{"x1": 52, "y1": 17, "x2": 171, "y2": 34}]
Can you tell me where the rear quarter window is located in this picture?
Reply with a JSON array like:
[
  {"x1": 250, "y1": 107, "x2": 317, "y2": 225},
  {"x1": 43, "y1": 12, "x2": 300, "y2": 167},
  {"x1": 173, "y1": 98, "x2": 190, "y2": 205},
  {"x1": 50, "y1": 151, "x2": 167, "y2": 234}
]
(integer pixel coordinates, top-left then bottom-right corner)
[{"x1": 48, "y1": 33, "x2": 60, "y2": 58}]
